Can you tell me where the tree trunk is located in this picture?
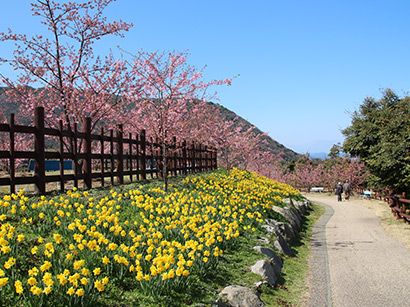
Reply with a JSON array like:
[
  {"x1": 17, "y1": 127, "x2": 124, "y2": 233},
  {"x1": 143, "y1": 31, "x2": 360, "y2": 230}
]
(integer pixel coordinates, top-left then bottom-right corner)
[{"x1": 163, "y1": 142, "x2": 168, "y2": 192}]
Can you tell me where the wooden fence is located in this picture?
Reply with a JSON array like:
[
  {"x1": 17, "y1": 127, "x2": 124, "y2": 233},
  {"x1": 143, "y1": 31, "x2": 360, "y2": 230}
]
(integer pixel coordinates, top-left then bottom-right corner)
[
  {"x1": 356, "y1": 187, "x2": 410, "y2": 224},
  {"x1": 0, "y1": 107, "x2": 217, "y2": 194}
]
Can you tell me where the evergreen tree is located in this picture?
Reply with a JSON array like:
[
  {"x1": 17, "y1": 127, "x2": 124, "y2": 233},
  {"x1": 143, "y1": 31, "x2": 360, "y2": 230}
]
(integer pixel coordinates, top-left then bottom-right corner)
[{"x1": 342, "y1": 89, "x2": 410, "y2": 193}]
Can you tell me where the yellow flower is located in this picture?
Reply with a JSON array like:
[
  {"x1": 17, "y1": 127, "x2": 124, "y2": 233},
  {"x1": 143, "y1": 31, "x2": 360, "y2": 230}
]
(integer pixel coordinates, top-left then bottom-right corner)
[
  {"x1": 1, "y1": 246, "x2": 10, "y2": 254},
  {"x1": 168, "y1": 269, "x2": 175, "y2": 279},
  {"x1": 73, "y1": 259, "x2": 85, "y2": 270},
  {"x1": 45, "y1": 242, "x2": 53, "y2": 250},
  {"x1": 27, "y1": 277, "x2": 37, "y2": 286},
  {"x1": 57, "y1": 274, "x2": 67, "y2": 285},
  {"x1": 30, "y1": 285, "x2": 42, "y2": 296},
  {"x1": 28, "y1": 267, "x2": 39, "y2": 276},
  {"x1": 14, "y1": 280, "x2": 23, "y2": 294},
  {"x1": 107, "y1": 243, "x2": 118, "y2": 251},
  {"x1": 81, "y1": 268, "x2": 89, "y2": 276},
  {"x1": 40, "y1": 261, "x2": 52, "y2": 272},
  {"x1": 93, "y1": 268, "x2": 101, "y2": 276},
  {"x1": 53, "y1": 234, "x2": 62, "y2": 244},
  {"x1": 42, "y1": 272, "x2": 53, "y2": 287},
  {"x1": 102, "y1": 256, "x2": 110, "y2": 264},
  {"x1": 0, "y1": 277, "x2": 9, "y2": 287},
  {"x1": 4, "y1": 257, "x2": 16, "y2": 269},
  {"x1": 94, "y1": 280, "x2": 105, "y2": 292},
  {"x1": 76, "y1": 288, "x2": 84, "y2": 296},
  {"x1": 136, "y1": 272, "x2": 143, "y2": 281},
  {"x1": 43, "y1": 286, "x2": 52, "y2": 295},
  {"x1": 67, "y1": 287, "x2": 75, "y2": 296}
]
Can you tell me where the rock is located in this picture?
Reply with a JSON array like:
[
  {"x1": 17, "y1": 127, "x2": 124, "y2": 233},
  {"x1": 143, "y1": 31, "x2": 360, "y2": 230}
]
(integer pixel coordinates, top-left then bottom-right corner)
[
  {"x1": 304, "y1": 200, "x2": 311, "y2": 211},
  {"x1": 283, "y1": 198, "x2": 301, "y2": 217},
  {"x1": 271, "y1": 206, "x2": 301, "y2": 231},
  {"x1": 295, "y1": 200, "x2": 306, "y2": 215},
  {"x1": 256, "y1": 236, "x2": 270, "y2": 245},
  {"x1": 261, "y1": 224, "x2": 276, "y2": 234},
  {"x1": 264, "y1": 219, "x2": 295, "y2": 242},
  {"x1": 251, "y1": 260, "x2": 277, "y2": 285},
  {"x1": 261, "y1": 224, "x2": 293, "y2": 256},
  {"x1": 275, "y1": 222, "x2": 296, "y2": 242},
  {"x1": 274, "y1": 231, "x2": 293, "y2": 256},
  {"x1": 253, "y1": 246, "x2": 283, "y2": 274},
  {"x1": 265, "y1": 218, "x2": 277, "y2": 227},
  {"x1": 219, "y1": 285, "x2": 265, "y2": 307}
]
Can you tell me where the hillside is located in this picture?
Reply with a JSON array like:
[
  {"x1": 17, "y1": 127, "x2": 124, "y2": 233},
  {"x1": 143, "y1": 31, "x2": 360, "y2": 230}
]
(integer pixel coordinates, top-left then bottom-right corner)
[
  {"x1": 0, "y1": 87, "x2": 300, "y2": 162},
  {"x1": 211, "y1": 102, "x2": 300, "y2": 161}
]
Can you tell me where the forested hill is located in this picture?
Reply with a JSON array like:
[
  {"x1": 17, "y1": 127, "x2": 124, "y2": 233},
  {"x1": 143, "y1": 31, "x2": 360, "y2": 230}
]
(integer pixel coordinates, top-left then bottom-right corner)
[
  {"x1": 0, "y1": 87, "x2": 300, "y2": 162},
  {"x1": 209, "y1": 102, "x2": 300, "y2": 161}
]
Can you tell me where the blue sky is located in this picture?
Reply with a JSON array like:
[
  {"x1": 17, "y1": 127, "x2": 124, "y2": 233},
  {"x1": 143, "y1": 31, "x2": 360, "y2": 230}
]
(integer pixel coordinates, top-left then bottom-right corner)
[{"x1": 1, "y1": 0, "x2": 410, "y2": 154}]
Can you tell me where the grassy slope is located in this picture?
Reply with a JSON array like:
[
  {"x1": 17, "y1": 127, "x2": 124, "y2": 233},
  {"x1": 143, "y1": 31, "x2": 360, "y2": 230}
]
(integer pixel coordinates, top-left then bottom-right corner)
[{"x1": 0, "y1": 169, "x2": 324, "y2": 306}]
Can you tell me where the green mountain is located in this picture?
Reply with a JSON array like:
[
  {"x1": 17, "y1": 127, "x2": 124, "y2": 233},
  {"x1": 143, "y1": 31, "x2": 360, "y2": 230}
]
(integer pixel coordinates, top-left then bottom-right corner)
[
  {"x1": 210, "y1": 102, "x2": 299, "y2": 162},
  {"x1": 0, "y1": 87, "x2": 300, "y2": 162}
]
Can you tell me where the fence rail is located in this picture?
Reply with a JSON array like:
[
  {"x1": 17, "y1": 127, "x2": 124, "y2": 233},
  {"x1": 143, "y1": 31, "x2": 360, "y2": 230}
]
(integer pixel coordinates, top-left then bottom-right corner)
[
  {"x1": 356, "y1": 187, "x2": 409, "y2": 224},
  {"x1": 0, "y1": 107, "x2": 217, "y2": 194}
]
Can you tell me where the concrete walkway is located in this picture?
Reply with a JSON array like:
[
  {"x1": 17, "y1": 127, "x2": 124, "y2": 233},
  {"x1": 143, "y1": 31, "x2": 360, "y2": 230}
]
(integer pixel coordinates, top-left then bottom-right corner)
[{"x1": 305, "y1": 194, "x2": 409, "y2": 307}]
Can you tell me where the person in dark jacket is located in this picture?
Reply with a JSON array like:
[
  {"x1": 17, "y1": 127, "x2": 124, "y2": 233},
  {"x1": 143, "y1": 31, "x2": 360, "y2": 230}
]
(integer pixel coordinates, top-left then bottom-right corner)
[{"x1": 335, "y1": 182, "x2": 343, "y2": 202}]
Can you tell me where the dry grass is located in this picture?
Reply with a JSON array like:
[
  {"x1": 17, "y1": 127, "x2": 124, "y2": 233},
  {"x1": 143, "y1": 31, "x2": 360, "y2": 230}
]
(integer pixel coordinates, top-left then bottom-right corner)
[{"x1": 353, "y1": 196, "x2": 410, "y2": 250}]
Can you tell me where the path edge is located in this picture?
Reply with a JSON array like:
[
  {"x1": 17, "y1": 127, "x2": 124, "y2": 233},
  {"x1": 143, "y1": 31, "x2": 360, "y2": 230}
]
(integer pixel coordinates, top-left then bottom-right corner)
[{"x1": 307, "y1": 200, "x2": 334, "y2": 307}]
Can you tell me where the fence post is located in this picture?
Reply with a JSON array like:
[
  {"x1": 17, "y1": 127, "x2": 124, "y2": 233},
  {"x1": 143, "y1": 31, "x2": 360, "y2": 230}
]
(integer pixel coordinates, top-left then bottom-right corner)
[
  {"x1": 34, "y1": 107, "x2": 46, "y2": 194},
  {"x1": 204, "y1": 146, "x2": 209, "y2": 171},
  {"x1": 73, "y1": 123, "x2": 79, "y2": 189},
  {"x1": 214, "y1": 148, "x2": 217, "y2": 170},
  {"x1": 141, "y1": 130, "x2": 146, "y2": 180},
  {"x1": 58, "y1": 120, "x2": 64, "y2": 192},
  {"x1": 116, "y1": 124, "x2": 124, "y2": 184},
  {"x1": 192, "y1": 142, "x2": 196, "y2": 173},
  {"x1": 82, "y1": 117, "x2": 92, "y2": 189},
  {"x1": 128, "y1": 133, "x2": 133, "y2": 182},
  {"x1": 172, "y1": 136, "x2": 177, "y2": 176},
  {"x1": 9, "y1": 113, "x2": 15, "y2": 194},
  {"x1": 110, "y1": 130, "x2": 114, "y2": 185},
  {"x1": 199, "y1": 144, "x2": 203, "y2": 172},
  {"x1": 100, "y1": 127, "x2": 105, "y2": 187},
  {"x1": 182, "y1": 141, "x2": 187, "y2": 175}
]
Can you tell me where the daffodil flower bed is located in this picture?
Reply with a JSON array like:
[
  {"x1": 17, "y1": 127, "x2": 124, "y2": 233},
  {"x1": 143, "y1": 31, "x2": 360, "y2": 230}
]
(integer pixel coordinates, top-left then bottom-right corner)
[{"x1": 0, "y1": 168, "x2": 301, "y2": 306}]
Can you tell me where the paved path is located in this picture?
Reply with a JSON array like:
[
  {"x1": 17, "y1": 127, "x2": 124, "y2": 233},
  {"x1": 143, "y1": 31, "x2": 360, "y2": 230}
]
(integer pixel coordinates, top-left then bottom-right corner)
[{"x1": 305, "y1": 194, "x2": 409, "y2": 307}]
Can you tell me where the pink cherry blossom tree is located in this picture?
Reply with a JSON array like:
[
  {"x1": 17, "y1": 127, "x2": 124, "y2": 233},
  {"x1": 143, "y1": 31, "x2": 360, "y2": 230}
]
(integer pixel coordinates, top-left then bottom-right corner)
[
  {"x1": 124, "y1": 50, "x2": 234, "y2": 190},
  {"x1": 321, "y1": 157, "x2": 368, "y2": 192},
  {"x1": 0, "y1": 0, "x2": 133, "y2": 152}
]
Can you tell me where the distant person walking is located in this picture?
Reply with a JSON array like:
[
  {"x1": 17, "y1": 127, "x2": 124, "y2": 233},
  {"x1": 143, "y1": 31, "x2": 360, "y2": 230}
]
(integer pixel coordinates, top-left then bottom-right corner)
[
  {"x1": 335, "y1": 182, "x2": 343, "y2": 202},
  {"x1": 343, "y1": 180, "x2": 351, "y2": 200}
]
